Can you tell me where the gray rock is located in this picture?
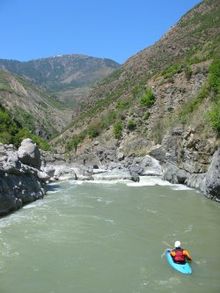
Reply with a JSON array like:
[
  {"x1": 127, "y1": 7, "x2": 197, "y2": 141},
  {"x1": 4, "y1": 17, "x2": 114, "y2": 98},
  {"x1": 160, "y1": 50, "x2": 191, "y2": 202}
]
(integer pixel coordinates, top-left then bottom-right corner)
[
  {"x1": 140, "y1": 155, "x2": 162, "y2": 176},
  {"x1": 163, "y1": 162, "x2": 188, "y2": 184},
  {"x1": 163, "y1": 163, "x2": 178, "y2": 183},
  {"x1": 117, "y1": 152, "x2": 125, "y2": 161},
  {"x1": 37, "y1": 171, "x2": 51, "y2": 182},
  {"x1": 149, "y1": 145, "x2": 167, "y2": 163},
  {"x1": 129, "y1": 164, "x2": 144, "y2": 175},
  {"x1": 18, "y1": 138, "x2": 41, "y2": 169},
  {"x1": 205, "y1": 147, "x2": 220, "y2": 200},
  {"x1": 53, "y1": 165, "x2": 78, "y2": 180},
  {"x1": 186, "y1": 173, "x2": 206, "y2": 193},
  {"x1": 93, "y1": 168, "x2": 133, "y2": 181},
  {"x1": 171, "y1": 127, "x2": 184, "y2": 136},
  {"x1": 176, "y1": 169, "x2": 188, "y2": 184},
  {"x1": 2, "y1": 152, "x2": 21, "y2": 175},
  {"x1": 130, "y1": 172, "x2": 140, "y2": 182},
  {"x1": 0, "y1": 172, "x2": 45, "y2": 216},
  {"x1": 42, "y1": 165, "x2": 56, "y2": 178},
  {"x1": 0, "y1": 142, "x2": 46, "y2": 216}
]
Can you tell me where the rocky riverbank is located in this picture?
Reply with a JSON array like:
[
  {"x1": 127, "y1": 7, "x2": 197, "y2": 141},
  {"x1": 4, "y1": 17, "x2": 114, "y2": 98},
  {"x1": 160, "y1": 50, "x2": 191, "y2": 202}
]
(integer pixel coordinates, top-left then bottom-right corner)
[
  {"x1": 0, "y1": 139, "x2": 49, "y2": 216},
  {"x1": 1, "y1": 136, "x2": 219, "y2": 218},
  {"x1": 41, "y1": 142, "x2": 220, "y2": 202}
]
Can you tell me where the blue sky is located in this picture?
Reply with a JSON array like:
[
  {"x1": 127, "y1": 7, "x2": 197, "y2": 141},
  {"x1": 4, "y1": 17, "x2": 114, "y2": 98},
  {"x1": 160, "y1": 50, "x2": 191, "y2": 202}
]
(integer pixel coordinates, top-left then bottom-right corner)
[{"x1": 0, "y1": 0, "x2": 201, "y2": 64}]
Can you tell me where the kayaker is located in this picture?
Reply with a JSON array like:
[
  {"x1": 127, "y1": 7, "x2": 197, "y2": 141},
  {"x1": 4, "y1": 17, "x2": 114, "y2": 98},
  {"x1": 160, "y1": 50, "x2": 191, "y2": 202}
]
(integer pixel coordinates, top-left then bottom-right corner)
[{"x1": 170, "y1": 241, "x2": 192, "y2": 264}]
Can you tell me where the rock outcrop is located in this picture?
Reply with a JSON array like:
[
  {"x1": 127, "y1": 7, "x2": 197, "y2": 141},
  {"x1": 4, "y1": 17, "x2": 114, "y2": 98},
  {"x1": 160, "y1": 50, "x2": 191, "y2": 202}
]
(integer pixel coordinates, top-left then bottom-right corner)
[
  {"x1": 0, "y1": 140, "x2": 47, "y2": 217},
  {"x1": 205, "y1": 147, "x2": 220, "y2": 201},
  {"x1": 18, "y1": 138, "x2": 41, "y2": 169},
  {"x1": 161, "y1": 144, "x2": 220, "y2": 201}
]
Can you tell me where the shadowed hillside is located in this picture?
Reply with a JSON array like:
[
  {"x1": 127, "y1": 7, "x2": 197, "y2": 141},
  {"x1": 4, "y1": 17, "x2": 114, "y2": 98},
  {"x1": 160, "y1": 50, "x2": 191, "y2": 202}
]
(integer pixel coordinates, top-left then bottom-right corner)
[{"x1": 0, "y1": 69, "x2": 73, "y2": 139}]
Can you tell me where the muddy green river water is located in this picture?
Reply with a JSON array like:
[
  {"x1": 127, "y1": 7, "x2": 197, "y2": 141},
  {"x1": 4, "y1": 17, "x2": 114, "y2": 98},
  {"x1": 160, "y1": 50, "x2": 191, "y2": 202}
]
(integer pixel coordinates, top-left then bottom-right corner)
[{"x1": 0, "y1": 178, "x2": 219, "y2": 293}]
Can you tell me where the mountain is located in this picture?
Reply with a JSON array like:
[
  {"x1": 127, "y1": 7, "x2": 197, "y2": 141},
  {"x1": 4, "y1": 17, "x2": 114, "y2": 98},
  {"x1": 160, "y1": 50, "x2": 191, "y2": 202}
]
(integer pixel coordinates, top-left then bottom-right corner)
[
  {"x1": 0, "y1": 55, "x2": 120, "y2": 108},
  {"x1": 0, "y1": 54, "x2": 119, "y2": 140},
  {"x1": 53, "y1": 0, "x2": 220, "y2": 175},
  {"x1": 0, "y1": 69, "x2": 73, "y2": 139}
]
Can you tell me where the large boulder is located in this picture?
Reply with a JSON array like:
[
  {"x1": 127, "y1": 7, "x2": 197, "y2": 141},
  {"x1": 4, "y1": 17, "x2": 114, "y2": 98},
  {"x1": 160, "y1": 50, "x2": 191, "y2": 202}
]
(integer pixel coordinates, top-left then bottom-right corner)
[
  {"x1": 140, "y1": 155, "x2": 162, "y2": 176},
  {"x1": 163, "y1": 162, "x2": 189, "y2": 184},
  {"x1": 18, "y1": 138, "x2": 41, "y2": 169},
  {"x1": 205, "y1": 147, "x2": 220, "y2": 201}
]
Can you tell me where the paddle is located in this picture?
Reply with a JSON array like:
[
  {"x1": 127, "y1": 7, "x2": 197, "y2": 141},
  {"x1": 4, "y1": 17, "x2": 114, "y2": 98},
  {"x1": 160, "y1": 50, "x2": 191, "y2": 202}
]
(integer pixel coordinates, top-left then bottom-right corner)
[
  {"x1": 161, "y1": 241, "x2": 173, "y2": 258},
  {"x1": 162, "y1": 241, "x2": 172, "y2": 248}
]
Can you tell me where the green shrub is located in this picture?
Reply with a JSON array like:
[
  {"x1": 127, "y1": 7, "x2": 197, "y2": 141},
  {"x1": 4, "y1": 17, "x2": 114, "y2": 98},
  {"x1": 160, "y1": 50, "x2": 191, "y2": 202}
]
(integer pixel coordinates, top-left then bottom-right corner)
[
  {"x1": 0, "y1": 131, "x2": 12, "y2": 144},
  {"x1": 143, "y1": 111, "x2": 150, "y2": 120},
  {"x1": 179, "y1": 83, "x2": 209, "y2": 123},
  {"x1": 184, "y1": 65, "x2": 192, "y2": 80},
  {"x1": 161, "y1": 64, "x2": 183, "y2": 79},
  {"x1": 31, "y1": 135, "x2": 51, "y2": 151},
  {"x1": 140, "y1": 88, "x2": 155, "y2": 107},
  {"x1": 113, "y1": 121, "x2": 123, "y2": 139},
  {"x1": 88, "y1": 126, "x2": 100, "y2": 138},
  {"x1": 13, "y1": 128, "x2": 50, "y2": 150},
  {"x1": 116, "y1": 100, "x2": 130, "y2": 110},
  {"x1": 101, "y1": 111, "x2": 117, "y2": 128},
  {"x1": 14, "y1": 108, "x2": 37, "y2": 132},
  {"x1": 208, "y1": 58, "x2": 220, "y2": 96},
  {"x1": 0, "y1": 71, "x2": 13, "y2": 92},
  {"x1": 0, "y1": 103, "x2": 50, "y2": 150},
  {"x1": 127, "y1": 119, "x2": 136, "y2": 131},
  {"x1": 65, "y1": 135, "x2": 81, "y2": 152},
  {"x1": 208, "y1": 101, "x2": 220, "y2": 134}
]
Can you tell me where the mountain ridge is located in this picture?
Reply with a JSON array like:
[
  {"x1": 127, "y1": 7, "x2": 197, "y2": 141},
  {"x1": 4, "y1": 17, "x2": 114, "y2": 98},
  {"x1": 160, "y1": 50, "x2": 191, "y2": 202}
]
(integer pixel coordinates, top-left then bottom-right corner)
[{"x1": 0, "y1": 54, "x2": 120, "y2": 109}]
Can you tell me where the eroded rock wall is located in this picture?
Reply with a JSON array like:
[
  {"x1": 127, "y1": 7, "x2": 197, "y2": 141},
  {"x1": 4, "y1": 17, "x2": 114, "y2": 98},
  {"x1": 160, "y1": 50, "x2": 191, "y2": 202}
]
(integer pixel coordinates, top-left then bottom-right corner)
[{"x1": 0, "y1": 141, "x2": 47, "y2": 217}]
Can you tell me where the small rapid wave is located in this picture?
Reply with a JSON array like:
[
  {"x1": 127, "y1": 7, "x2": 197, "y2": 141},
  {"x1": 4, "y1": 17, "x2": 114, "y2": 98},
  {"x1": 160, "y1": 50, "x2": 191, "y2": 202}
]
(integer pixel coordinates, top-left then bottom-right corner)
[
  {"x1": 170, "y1": 185, "x2": 193, "y2": 191},
  {"x1": 127, "y1": 176, "x2": 172, "y2": 187}
]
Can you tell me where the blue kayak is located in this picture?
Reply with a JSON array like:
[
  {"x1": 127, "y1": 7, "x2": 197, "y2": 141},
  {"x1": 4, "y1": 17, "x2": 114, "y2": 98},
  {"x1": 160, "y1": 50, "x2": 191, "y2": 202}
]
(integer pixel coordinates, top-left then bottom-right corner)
[{"x1": 165, "y1": 249, "x2": 192, "y2": 274}]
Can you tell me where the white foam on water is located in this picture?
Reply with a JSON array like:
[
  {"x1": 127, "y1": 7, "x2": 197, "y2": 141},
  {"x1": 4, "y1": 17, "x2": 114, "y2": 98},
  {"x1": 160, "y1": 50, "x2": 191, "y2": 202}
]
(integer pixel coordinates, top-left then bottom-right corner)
[
  {"x1": 62, "y1": 176, "x2": 193, "y2": 193},
  {"x1": 154, "y1": 276, "x2": 182, "y2": 289},
  {"x1": 146, "y1": 208, "x2": 157, "y2": 214},
  {"x1": 184, "y1": 224, "x2": 193, "y2": 233},
  {"x1": 0, "y1": 213, "x2": 31, "y2": 229},
  {"x1": 47, "y1": 189, "x2": 61, "y2": 194},
  {"x1": 127, "y1": 176, "x2": 172, "y2": 187},
  {"x1": 23, "y1": 200, "x2": 45, "y2": 209},
  {"x1": 69, "y1": 180, "x2": 84, "y2": 185},
  {"x1": 74, "y1": 179, "x2": 130, "y2": 185},
  {"x1": 104, "y1": 218, "x2": 115, "y2": 224},
  {"x1": 170, "y1": 184, "x2": 193, "y2": 191}
]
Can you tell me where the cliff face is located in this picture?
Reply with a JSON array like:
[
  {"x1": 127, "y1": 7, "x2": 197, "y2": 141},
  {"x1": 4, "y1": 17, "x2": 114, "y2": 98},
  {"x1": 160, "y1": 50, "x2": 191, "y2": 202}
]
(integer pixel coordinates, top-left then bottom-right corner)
[{"x1": 0, "y1": 140, "x2": 48, "y2": 216}]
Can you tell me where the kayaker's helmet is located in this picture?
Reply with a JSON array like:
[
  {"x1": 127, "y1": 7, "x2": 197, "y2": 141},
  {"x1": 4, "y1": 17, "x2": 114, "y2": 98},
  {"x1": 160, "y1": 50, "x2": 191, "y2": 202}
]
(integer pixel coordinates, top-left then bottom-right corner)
[{"x1": 174, "y1": 241, "x2": 181, "y2": 248}]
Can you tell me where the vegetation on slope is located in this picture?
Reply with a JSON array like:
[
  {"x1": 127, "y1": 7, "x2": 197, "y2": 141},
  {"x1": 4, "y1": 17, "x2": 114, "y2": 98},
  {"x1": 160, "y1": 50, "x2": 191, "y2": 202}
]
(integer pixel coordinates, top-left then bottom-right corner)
[
  {"x1": 0, "y1": 55, "x2": 120, "y2": 110},
  {"x1": 207, "y1": 59, "x2": 220, "y2": 134},
  {"x1": 177, "y1": 58, "x2": 220, "y2": 134},
  {"x1": 56, "y1": 0, "x2": 220, "y2": 153},
  {"x1": 0, "y1": 69, "x2": 72, "y2": 138},
  {"x1": 0, "y1": 103, "x2": 50, "y2": 150}
]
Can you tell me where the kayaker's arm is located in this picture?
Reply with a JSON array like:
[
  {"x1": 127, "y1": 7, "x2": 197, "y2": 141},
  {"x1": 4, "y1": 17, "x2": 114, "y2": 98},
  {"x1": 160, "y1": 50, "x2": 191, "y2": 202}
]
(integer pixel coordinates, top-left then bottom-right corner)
[
  {"x1": 170, "y1": 250, "x2": 175, "y2": 257},
  {"x1": 183, "y1": 249, "x2": 192, "y2": 261}
]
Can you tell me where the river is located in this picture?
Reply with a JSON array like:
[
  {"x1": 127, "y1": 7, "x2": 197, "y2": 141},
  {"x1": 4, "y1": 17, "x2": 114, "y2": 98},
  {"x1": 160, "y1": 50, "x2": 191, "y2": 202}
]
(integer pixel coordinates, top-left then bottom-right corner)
[{"x1": 0, "y1": 177, "x2": 219, "y2": 293}]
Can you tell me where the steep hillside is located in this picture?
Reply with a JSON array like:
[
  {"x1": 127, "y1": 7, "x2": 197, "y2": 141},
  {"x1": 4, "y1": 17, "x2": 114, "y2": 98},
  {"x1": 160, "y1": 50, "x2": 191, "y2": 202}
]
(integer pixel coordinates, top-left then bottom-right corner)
[
  {"x1": 0, "y1": 55, "x2": 120, "y2": 108},
  {"x1": 0, "y1": 70, "x2": 73, "y2": 138},
  {"x1": 0, "y1": 103, "x2": 50, "y2": 149},
  {"x1": 54, "y1": 0, "x2": 220, "y2": 175}
]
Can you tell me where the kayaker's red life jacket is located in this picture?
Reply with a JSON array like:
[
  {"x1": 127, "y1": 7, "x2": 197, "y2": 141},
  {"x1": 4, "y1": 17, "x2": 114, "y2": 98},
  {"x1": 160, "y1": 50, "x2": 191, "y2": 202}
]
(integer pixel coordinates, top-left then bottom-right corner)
[{"x1": 172, "y1": 249, "x2": 185, "y2": 263}]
